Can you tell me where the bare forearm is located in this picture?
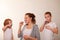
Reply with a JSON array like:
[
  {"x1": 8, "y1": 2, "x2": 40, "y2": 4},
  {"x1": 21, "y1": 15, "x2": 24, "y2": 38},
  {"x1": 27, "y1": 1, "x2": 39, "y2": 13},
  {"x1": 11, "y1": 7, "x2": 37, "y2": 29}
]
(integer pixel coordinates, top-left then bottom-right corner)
[
  {"x1": 18, "y1": 21, "x2": 23, "y2": 34},
  {"x1": 51, "y1": 28, "x2": 58, "y2": 34},
  {"x1": 18, "y1": 26, "x2": 21, "y2": 34},
  {"x1": 40, "y1": 25, "x2": 45, "y2": 32},
  {"x1": 2, "y1": 26, "x2": 7, "y2": 31}
]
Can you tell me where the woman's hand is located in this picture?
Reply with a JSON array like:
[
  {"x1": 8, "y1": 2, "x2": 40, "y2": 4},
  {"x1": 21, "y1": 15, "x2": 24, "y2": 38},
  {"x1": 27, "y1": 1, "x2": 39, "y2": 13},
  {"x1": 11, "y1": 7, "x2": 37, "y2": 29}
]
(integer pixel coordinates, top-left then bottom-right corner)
[
  {"x1": 18, "y1": 22, "x2": 24, "y2": 34},
  {"x1": 19, "y1": 22, "x2": 24, "y2": 27},
  {"x1": 24, "y1": 35, "x2": 30, "y2": 40},
  {"x1": 23, "y1": 35, "x2": 37, "y2": 40}
]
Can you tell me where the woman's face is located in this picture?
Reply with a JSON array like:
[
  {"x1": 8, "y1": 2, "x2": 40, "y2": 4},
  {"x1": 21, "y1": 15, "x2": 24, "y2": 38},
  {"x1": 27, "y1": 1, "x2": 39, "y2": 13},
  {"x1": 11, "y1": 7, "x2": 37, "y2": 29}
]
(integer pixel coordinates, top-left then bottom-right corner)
[
  {"x1": 45, "y1": 14, "x2": 51, "y2": 22},
  {"x1": 24, "y1": 15, "x2": 32, "y2": 24}
]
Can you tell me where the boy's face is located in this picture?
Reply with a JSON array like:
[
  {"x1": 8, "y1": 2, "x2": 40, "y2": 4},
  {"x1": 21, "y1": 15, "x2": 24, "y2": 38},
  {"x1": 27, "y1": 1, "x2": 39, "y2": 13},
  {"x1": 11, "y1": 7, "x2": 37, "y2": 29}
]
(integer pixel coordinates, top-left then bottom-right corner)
[{"x1": 45, "y1": 14, "x2": 51, "y2": 22}]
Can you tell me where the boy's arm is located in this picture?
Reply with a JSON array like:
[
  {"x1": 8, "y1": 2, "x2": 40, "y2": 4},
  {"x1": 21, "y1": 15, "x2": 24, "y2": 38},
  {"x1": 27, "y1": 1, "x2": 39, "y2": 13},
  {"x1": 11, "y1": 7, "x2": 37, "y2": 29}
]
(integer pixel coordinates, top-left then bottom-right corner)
[
  {"x1": 40, "y1": 21, "x2": 48, "y2": 32},
  {"x1": 46, "y1": 26, "x2": 58, "y2": 34},
  {"x1": 40, "y1": 24, "x2": 45, "y2": 32},
  {"x1": 51, "y1": 27, "x2": 58, "y2": 34}
]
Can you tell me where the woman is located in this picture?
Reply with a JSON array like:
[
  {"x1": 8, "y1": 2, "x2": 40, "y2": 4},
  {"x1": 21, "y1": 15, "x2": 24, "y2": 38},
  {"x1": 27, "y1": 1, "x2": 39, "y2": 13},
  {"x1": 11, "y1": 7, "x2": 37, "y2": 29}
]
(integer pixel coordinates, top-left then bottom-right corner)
[
  {"x1": 18, "y1": 13, "x2": 40, "y2": 40},
  {"x1": 40, "y1": 12, "x2": 58, "y2": 40}
]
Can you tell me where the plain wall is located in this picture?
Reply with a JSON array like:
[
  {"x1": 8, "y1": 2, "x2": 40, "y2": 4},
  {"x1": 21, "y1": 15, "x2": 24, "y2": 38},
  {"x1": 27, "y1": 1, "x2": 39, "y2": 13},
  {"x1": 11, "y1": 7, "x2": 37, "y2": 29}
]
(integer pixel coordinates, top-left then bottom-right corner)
[{"x1": 0, "y1": 0, "x2": 60, "y2": 40}]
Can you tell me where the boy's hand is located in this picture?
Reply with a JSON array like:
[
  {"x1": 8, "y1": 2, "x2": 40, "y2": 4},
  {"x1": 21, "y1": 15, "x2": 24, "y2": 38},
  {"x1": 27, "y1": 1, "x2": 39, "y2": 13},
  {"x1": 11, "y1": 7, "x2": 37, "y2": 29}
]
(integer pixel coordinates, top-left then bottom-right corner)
[
  {"x1": 46, "y1": 26, "x2": 52, "y2": 30},
  {"x1": 44, "y1": 21, "x2": 49, "y2": 25}
]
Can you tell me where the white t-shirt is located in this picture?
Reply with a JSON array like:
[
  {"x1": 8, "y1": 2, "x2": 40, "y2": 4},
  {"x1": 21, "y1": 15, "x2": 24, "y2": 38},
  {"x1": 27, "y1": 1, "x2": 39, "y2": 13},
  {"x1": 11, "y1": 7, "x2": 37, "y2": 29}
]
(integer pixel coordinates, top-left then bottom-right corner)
[
  {"x1": 4, "y1": 28, "x2": 12, "y2": 40},
  {"x1": 43, "y1": 22, "x2": 57, "y2": 40},
  {"x1": 23, "y1": 27, "x2": 32, "y2": 40}
]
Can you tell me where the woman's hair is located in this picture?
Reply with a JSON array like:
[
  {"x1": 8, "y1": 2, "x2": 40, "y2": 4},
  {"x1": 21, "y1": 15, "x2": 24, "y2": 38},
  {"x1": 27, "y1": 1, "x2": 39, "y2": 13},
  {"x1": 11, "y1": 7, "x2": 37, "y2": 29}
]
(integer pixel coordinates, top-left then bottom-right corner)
[
  {"x1": 45, "y1": 12, "x2": 52, "y2": 16},
  {"x1": 25, "y1": 13, "x2": 36, "y2": 24},
  {"x1": 4, "y1": 19, "x2": 12, "y2": 26}
]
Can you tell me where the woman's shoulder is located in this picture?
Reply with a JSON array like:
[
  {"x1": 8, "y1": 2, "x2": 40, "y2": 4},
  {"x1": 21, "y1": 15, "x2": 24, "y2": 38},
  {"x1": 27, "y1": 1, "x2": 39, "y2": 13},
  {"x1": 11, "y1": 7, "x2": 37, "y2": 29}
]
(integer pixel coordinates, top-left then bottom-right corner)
[
  {"x1": 33, "y1": 24, "x2": 38, "y2": 27},
  {"x1": 33, "y1": 24, "x2": 39, "y2": 29}
]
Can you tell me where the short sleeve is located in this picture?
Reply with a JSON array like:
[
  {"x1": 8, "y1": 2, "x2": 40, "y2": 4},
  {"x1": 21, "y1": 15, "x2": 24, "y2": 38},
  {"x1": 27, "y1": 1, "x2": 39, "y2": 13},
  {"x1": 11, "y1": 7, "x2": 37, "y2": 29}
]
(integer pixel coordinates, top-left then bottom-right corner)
[{"x1": 52, "y1": 23, "x2": 57, "y2": 28}]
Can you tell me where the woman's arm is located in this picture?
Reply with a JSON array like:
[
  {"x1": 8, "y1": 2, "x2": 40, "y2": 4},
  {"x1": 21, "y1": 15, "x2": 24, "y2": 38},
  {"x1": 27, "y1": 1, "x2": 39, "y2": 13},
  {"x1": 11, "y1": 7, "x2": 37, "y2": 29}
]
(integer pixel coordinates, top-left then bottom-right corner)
[
  {"x1": 24, "y1": 35, "x2": 37, "y2": 40},
  {"x1": 29, "y1": 37, "x2": 37, "y2": 40},
  {"x1": 18, "y1": 26, "x2": 22, "y2": 38},
  {"x1": 18, "y1": 22, "x2": 23, "y2": 38},
  {"x1": 18, "y1": 26, "x2": 21, "y2": 34}
]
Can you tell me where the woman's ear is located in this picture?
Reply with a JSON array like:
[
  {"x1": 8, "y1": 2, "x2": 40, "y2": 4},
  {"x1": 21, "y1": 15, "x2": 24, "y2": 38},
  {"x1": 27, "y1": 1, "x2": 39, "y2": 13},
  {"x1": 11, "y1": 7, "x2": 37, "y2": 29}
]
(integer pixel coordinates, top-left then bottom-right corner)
[{"x1": 30, "y1": 17, "x2": 32, "y2": 21}]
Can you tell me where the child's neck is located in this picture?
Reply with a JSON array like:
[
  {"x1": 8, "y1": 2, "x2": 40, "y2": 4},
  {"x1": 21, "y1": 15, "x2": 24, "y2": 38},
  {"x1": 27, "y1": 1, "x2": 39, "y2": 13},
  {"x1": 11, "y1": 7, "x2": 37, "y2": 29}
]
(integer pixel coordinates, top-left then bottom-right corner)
[
  {"x1": 49, "y1": 20, "x2": 52, "y2": 23},
  {"x1": 8, "y1": 27, "x2": 12, "y2": 29}
]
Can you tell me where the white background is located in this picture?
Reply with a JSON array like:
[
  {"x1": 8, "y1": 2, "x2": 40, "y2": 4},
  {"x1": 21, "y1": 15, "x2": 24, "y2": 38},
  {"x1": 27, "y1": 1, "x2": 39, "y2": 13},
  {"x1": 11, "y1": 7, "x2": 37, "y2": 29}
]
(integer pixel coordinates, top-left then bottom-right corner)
[{"x1": 0, "y1": 0, "x2": 60, "y2": 40}]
